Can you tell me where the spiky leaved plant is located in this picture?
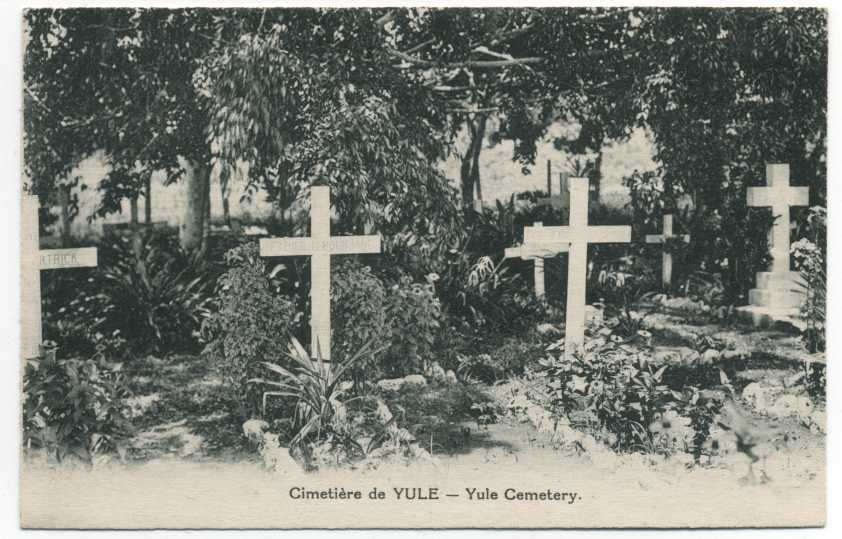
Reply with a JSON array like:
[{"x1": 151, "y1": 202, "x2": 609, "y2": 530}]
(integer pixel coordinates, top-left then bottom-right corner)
[{"x1": 249, "y1": 335, "x2": 375, "y2": 451}]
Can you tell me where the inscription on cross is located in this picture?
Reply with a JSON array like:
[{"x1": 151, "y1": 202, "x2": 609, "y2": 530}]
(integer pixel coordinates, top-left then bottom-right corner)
[
  {"x1": 747, "y1": 164, "x2": 809, "y2": 275},
  {"x1": 504, "y1": 222, "x2": 569, "y2": 299},
  {"x1": 645, "y1": 214, "x2": 690, "y2": 289},
  {"x1": 524, "y1": 178, "x2": 631, "y2": 360},
  {"x1": 259, "y1": 186, "x2": 381, "y2": 361},
  {"x1": 21, "y1": 195, "x2": 98, "y2": 360}
]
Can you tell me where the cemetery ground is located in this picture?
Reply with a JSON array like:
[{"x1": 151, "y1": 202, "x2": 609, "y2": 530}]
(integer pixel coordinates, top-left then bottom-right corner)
[{"x1": 22, "y1": 286, "x2": 826, "y2": 497}]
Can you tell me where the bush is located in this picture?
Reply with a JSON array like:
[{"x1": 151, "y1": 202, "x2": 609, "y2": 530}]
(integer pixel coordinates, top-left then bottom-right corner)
[
  {"x1": 591, "y1": 252, "x2": 658, "y2": 335},
  {"x1": 332, "y1": 260, "x2": 442, "y2": 378},
  {"x1": 72, "y1": 232, "x2": 214, "y2": 354},
  {"x1": 792, "y1": 206, "x2": 826, "y2": 353},
  {"x1": 202, "y1": 242, "x2": 300, "y2": 409},
  {"x1": 538, "y1": 336, "x2": 723, "y2": 458},
  {"x1": 382, "y1": 273, "x2": 442, "y2": 374},
  {"x1": 331, "y1": 260, "x2": 390, "y2": 372},
  {"x1": 623, "y1": 169, "x2": 776, "y2": 304},
  {"x1": 380, "y1": 382, "x2": 498, "y2": 455},
  {"x1": 455, "y1": 332, "x2": 547, "y2": 383},
  {"x1": 23, "y1": 343, "x2": 133, "y2": 463},
  {"x1": 250, "y1": 336, "x2": 375, "y2": 454}
]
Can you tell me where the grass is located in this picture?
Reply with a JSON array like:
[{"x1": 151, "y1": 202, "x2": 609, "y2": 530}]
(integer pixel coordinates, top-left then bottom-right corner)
[{"x1": 124, "y1": 354, "x2": 252, "y2": 459}]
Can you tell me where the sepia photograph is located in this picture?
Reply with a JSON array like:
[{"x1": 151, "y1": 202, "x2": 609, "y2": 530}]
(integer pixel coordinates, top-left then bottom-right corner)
[{"x1": 15, "y1": 3, "x2": 829, "y2": 529}]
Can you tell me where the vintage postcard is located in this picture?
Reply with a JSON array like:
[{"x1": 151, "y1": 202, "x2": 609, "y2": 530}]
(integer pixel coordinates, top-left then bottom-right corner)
[{"x1": 19, "y1": 5, "x2": 827, "y2": 529}]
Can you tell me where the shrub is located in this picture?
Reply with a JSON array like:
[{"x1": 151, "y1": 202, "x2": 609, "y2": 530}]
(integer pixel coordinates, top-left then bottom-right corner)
[
  {"x1": 201, "y1": 242, "x2": 299, "y2": 409},
  {"x1": 436, "y1": 249, "x2": 542, "y2": 334},
  {"x1": 792, "y1": 206, "x2": 826, "y2": 353},
  {"x1": 455, "y1": 332, "x2": 546, "y2": 383},
  {"x1": 249, "y1": 336, "x2": 375, "y2": 453},
  {"x1": 623, "y1": 169, "x2": 776, "y2": 303},
  {"x1": 592, "y1": 253, "x2": 658, "y2": 336},
  {"x1": 331, "y1": 260, "x2": 391, "y2": 374},
  {"x1": 538, "y1": 336, "x2": 723, "y2": 458},
  {"x1": 382, "y1": 274, "x2": 442, "y2": 374},
  {"x1": 380, "y1": 382, "x2": 498, "y2": 455},
  {"x1": 332, "y1": 260, "x2": 442, "y2": 378},
  {"x1": 85, "y1": 233, "x2": 213, "y2": 354},
  {"x1": 23, "y1": 343, "x2": 133, "y2": 463}
]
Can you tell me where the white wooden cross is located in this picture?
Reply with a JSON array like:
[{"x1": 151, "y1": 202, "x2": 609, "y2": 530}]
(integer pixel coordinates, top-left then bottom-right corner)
[
  {"x1": 259, "y1": 186, "x2": 381, "y2": 362},
  {"x1": 21, "y1": 195, "x2": 98, "y2": 360},
  {"x1": 747, "y1": 164, "x2": 809, "y2": 275},
  {"x1": 504, "y1": 222, "x2": 569, "y2": 299},
  {"x1": 645, "y1": 214, "x2": 690, "y2": 289},
  {"x1": 524, "y1": 177, "x2": 631, "y2": 360}
]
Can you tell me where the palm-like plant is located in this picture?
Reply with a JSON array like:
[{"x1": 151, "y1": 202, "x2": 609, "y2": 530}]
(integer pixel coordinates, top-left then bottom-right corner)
[{"x1": 249, "y1": 335, "x2": 375, "y2": 451}]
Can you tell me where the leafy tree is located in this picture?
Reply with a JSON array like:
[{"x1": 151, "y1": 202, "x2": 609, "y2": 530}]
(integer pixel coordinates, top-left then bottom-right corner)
[
  {"x1": 629, "y1": 8, "x2": 826, "y2": 299},
  {"x1": 24, "y1": 9, "x2": 229, "y2": 252}
]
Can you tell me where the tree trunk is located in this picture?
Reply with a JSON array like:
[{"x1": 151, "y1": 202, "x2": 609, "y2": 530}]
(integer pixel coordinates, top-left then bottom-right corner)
[
  {"x1": 57, "y1": 185, "x2": 72, "y2": 247},
  {"x1": 144, "y1": 172, "x2": 152, "y2": 224},
  {"x1": 589, "y1": 147, "x2": 604, "y2": 203},
  {"x1": 460, "y1": 114, "x2": 488, "y2": 210},
  {"x1": 130, "y1": 193, "x2": 143, "y2": 258},
  {"x1": 222, "y1": 192, "x2": 230, "y2": 227},
  {"x1": 546, "y1": 159, "x2": 552, "y2": 195},
  {"x1": 181, "y1": 158, "x2": 210, "y2": 254}
]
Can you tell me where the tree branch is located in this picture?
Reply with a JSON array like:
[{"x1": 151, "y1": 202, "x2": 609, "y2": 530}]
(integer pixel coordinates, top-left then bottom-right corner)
[{"x1": 389, "y1": 48, "x2": 544, "y2": 69}]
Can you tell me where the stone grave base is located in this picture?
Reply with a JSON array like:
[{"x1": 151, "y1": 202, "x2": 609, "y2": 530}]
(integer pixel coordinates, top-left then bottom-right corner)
[
  {"x1": 738, "y1": 271, "x2": 806, "y2": 332},
  {"x1": 734, "y1": 305, "x2": 805, "y2": 333}
]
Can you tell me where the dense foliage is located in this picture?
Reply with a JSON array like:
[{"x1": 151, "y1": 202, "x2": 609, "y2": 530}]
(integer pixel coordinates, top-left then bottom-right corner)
[
  {"x1": 23, "y1": 343, "x2": 133, "y2": 463},
  {"x1": 22, "y1": 8, "x2": 827, "y2": 472},
  {"x1": 201, "y1": 242, "x2": 299, "y2": 408},
  {"x1": 42, "y1": 232, "x2": 213, "y2": 356},
  {"x1": 792, "y1": 206, "x2": 826, "y2": 352},
  {"x1": 539, "y1": 333, "x2": 724, "y2": 458}
]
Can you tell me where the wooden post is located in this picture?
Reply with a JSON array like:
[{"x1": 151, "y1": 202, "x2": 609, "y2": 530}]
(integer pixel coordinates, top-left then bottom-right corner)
[
  {"x1": 646, "y1": 214, "x2": 690, "y2": 289},
  {"x1": 546, "y1": 160, "x2": 552, "y2": 196},
  {"x1": 504, "y1": 222, "x2": 570, "y2": 300},
  {"x1": 21, "y1": 195, "x2": 98, "y2": 360},
  {"x1": 533, "y1": 223, "x2": 545, "y2": 298},
  {"x1": 259, "y1": 186, "x2": 381, "y2": 361},
  {"x1": 524, "y1": 178, "x2": 631, "y2": 359},
  {"x1": 144, "y1": 173, "x2": 152, "y2": 224}
]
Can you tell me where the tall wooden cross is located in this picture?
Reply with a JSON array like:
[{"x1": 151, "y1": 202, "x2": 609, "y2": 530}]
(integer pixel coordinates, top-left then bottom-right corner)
[
  {"x1": 21, "y1": 195, "x2": 98, "y2": 360},
  {"x1": 259, "y1": 186, "x2": 381, "y2": 362},
  {"x1": 747, "y1": 164, "x2": 809, "y2": 275},
  {"x1": 645, "y1": 214, "x2": 690, "y2": 289},
  {"x1": 524, "y1": 178, "x2": 631, "y2": 359},
  {"x1": 504, "y1": 222, "x2": 569, "y2": 299}
]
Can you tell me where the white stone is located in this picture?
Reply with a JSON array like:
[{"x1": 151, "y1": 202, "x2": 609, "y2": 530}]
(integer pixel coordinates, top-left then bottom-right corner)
[
  {"x1": 402, "y1": 374, "x2": 428, "y2": 387},
  {"x1": 700, "y1": 348, "x2": 721, "y2": 364},
  {"x1": 429, "y1": 361, "x2": 447, "y2": 383},
  {"x1": 584, "y1": 304, "x2": 604, "y2": 326},
  {"x1": 242, "y1": 419, "x2": 270, "y2": 445},
  {"x1": 536, "y1": 323, "x2": 562, "y2": 338},
  {"x1": 259, "y1": 186, "x2": 381, "y2": 361}
]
